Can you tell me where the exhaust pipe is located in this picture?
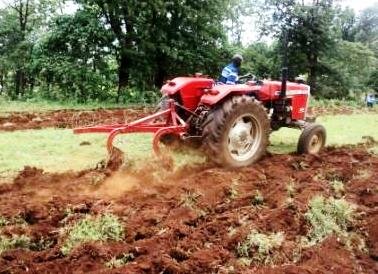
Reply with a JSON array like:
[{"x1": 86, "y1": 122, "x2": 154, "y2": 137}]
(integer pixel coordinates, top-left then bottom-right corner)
[{"x1": 280, "y1": 26, "x2": 289, "y2": 98}]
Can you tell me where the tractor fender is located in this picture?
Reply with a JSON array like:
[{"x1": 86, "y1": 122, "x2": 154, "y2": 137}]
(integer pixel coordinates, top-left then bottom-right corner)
[
  {"x1": 161, "y1": 77, "x2": 214, "y2": 96},
  {"x1": 200, "y1": 84, "x2": 258, "y2": 106}
]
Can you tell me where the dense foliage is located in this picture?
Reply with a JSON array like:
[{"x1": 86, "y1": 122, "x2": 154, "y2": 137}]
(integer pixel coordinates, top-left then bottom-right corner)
[{"x1": 0, "y1": 0, "x2": 376, "y2": 102}]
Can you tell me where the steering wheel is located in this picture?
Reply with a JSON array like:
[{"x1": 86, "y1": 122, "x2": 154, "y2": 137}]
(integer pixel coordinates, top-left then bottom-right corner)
[{"x1": 237, "y1": 73, "x2": 258, "y2": 84}]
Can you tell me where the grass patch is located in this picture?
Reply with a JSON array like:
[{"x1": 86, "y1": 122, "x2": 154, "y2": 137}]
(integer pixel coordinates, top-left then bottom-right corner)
[
  {"x1": 0, "y1": 235, "x2": 31, "y2": 254},
  {"x1": 179, "y1": 191, "x2": 202, "y2": 209},
  {"x1": 226, "y1": 179, "x2": 239, "y2": 201},
  {"x1": 303, "y1": 196, "x2": 356, "y2": 247},
  {"x1": 286, "y1": 179, "x2": 296, "y2": 198},
  {"x1": 236, "y1": 230, "x2": 284, "y2": 265},
  {"x1": 0, "y1": 217, "x2": 9, "y2": 227},
  {"x1": 61, "y1": 214, "x2": 124, "y2": 255},
  {"x1": 251, "y1": 190, "x2": 264, "y2": 206},
  {"x1": 269, "y1": 113, "x2": 378, "y2": 154},
  {"x1": 0, "y1": 129, "x2": 205, "y2": 178},
  {"x1": 368, "y1": 146, "x2": 378, "y2": 155},
  {"x1": 105, "y1": 253, "x2": 135, "y2": 269},
  {"x1": 0, "y1": 113, "x2": 376, "y2": 177},
  {"x1": 329, "y1": 180, "x2": 345, "y2": 198}
]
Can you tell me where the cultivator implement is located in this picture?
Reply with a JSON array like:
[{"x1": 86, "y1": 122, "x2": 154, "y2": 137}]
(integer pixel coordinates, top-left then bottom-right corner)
[{"x1": 74, "y1": 99, "x2": 188, "y2": 155}]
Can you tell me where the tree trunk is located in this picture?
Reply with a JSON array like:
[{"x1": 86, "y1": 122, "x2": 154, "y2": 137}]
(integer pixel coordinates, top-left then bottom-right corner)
[
  {"x1": 308, "y1": 54, "x2": 318, "y2": 96},
  {"x1": 154, "y1": 54, "x2": 167, "y2": 88},
  {"x1": 117, "y1": 52, "x2": 130, "y2": 103},
  {"x1": 15, "y1": 69, "x2": 26, "y2": 98},
  {"x1": 0, "y1": 72, "x2": 4, "y2": 94},
  {"x1": 154, "y1": 69, "x2": 166, "y2": 88},
  {"x1": 29, "y1": 76, "x2": 34, "y2": 95}
]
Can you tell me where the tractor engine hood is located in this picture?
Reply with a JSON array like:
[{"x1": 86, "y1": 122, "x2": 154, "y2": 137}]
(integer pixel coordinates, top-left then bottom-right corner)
[{"x1": 161, "y1": 77, "x2": 214, "y2": 96}]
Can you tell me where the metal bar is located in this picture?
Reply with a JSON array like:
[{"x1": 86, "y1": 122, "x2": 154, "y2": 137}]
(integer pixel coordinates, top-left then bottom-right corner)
[
  {"x1": 73, "y1": 98, "x2": 189, "y2": 158},
  {"x1": 74, "y1": 109, "x2": 171, "y2": 134},
  {"x1": 74, "y1": 123, "x2": 172, "y2": 134},
  {"x1": 123, "y1": 108, "x2": 171, "y2": 127}
]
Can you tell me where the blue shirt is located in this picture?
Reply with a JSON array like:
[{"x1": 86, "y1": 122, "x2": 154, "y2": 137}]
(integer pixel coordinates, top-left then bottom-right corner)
[
  {"x1": 366, "y1": 94, "x2": 375, "y2": 103},
  {"x1": 219, "y1": 63, "x2": 239, "y2": 85}
]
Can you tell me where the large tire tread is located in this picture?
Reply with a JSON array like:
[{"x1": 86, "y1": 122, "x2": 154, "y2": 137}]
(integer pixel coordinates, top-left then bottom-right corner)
[{"x1": 202, "y1": 96, "x2": 270, "y2": 167}]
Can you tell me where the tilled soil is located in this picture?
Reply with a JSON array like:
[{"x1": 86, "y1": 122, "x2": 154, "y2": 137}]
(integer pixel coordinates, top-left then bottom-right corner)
[
  {"x1": 0, "y1": 147, "x2": 376, "y2": 273},
  {"x1": 0, "y1": 105, "x2": 376, "y2": 131},
  {"x1": 0, "y1": 108, "x2": 151, "y2": 131}
]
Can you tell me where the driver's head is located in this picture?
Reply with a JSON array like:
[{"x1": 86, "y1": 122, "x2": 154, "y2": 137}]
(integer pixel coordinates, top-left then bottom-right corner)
[
  {"x1": 232, "y1": 54, "x2": 243, "y2": 68},
  {"x1": 295, "y1": 76, "x2": 306, "y2": 84}
]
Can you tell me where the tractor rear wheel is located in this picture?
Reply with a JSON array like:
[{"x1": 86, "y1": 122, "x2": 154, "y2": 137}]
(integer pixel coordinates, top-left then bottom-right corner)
[
  {"x1": 297, "y1": 124, "x2": 326, "y2": 154},
  {"x1": 202, "y1": 96, "x2": 270, "y2": 168}
]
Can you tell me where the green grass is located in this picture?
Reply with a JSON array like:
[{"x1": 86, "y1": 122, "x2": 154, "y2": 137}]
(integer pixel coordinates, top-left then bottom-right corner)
[
  {"x1": 236, "y1": 229, "x2": 284, "y2": 265},
  {"x1": 269, "y1": 113, "x2": 378, "y2": 154},
  {"x1": 303, "y1": 196, "x2": 356, "y2": 247},
  {"x1": 0, "y1": 129, "x2": 153, "y2": 178},
  {"x1": 0, "y1": 113, "x2": 377, "y2": 178},
  {"x1": 106, "y1": 253, "x2": 135, "y2": 269},
  {"x1": 61, "y1": 214, "x2": 124, "y2": 255},
  {"x1": 0, "y1": 235, "x2": 31, "y2": 254}
]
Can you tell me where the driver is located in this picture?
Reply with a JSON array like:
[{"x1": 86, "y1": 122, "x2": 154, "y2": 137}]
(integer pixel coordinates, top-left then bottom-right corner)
[{"x1": 218, "y1": 54, "x2": 243, "y2": 85}]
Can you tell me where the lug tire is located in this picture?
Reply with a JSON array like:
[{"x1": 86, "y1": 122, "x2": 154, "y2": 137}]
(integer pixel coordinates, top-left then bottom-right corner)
[
  {"x1": 202, "y1": 96, "x2": 270, "y2": 168},
  {"x1": 297, "y1": 124, "x2": 326, "y2": 154}
]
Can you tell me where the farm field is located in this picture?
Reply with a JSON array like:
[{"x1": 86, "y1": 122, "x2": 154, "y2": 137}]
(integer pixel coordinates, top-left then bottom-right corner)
[{"x1": 0, "y1": 105, "x2": 377, "y2": 273}]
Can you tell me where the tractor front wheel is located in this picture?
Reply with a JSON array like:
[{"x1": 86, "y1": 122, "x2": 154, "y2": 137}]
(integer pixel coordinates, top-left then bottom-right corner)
[
  {"x1": 297, "y1": 124, "x2": 326, "y2": 155},
  {"x1": 202, "y1": 96, "x2": 270, "y2": 168}
]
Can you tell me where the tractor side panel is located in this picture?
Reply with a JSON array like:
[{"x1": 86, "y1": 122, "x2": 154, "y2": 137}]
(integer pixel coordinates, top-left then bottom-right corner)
[
  {"x1": 161, "y1": 77, "x2": 214, "y2": 111},
  {"x1": 290, "y1": 94, "x2": 308, "y2": 120},
  {"x1": 200, "y1": 84, "x2": 259, "y2": 106},
  {"x1": 285, "y1": 84, "x2": 310, "y2": 120},
  {"x1": 263, "y1": 81, "x2": 310, "y2": 120},
  {"x1": 180, "y1": 83, "x2": 211, "y2": 111}
]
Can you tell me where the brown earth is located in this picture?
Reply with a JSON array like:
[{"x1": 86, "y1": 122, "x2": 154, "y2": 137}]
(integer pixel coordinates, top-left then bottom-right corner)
[
  {"x1": 307, "y1": 105, "x2": 378, "y2": 117},
  {"x1": 0, "y1": 147, "x2": 376, "y2": 273},
  {"x1": 0, "y1": 108, "x2": 152, "y2": 131},
  {"x1": 0, "y1": 105, "x2": 376, "y2": 131}
]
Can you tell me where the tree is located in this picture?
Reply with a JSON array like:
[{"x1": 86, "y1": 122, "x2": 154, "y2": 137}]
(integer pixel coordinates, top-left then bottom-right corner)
[
  {"x1": 355, "y1": 4, "x2": 378, "y2": 45},
  {"x1": 0, "y1": 0, "x2": 63, "y2": 98},
  {"x1": 242, "y1": 42, "x2": 278, "y2": 78},
  {"x1": 261, "y1": 0, "x2": 336, "y2": 95},
  {"x1": 32, "y1": 8, "x2": 116, "y2": 101},
  {"x1": 334, "y1": 7, "x2": 357, "y2": 42},
  {"x1": 78, "y1": 0, "x2": 230, "y2": 101},
  {"x1": 0, "y1": 1, "x2": 34, "y2": 98},
  {"x1": 224, "y1": 0, "x2": 255, "y2": 46},
  {"x1": 318, "y1": 41, "x2": 377, "y2": 98},
  {"x1": 367, "y1": 69, "x2": 378, "y2": 92}
]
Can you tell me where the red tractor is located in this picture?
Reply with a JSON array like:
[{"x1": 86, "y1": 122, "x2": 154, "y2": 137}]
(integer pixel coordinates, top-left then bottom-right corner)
[{"x1": 74, "y1": 73, "x2": 326, "y2": 168}]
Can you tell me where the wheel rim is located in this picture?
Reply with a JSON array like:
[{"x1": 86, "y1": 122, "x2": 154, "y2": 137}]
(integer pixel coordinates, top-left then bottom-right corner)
[
  {"x1": 308, "y1": 133, "x2": 323, "y2": 154},
  {"x1": 227, "y1": 114, "x2": 261, "y2": 162}
]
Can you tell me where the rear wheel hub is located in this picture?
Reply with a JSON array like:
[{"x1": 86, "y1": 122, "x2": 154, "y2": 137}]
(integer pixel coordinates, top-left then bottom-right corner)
[{"x1": 228, "y1": 114, "x2": 261, "y2": 162}]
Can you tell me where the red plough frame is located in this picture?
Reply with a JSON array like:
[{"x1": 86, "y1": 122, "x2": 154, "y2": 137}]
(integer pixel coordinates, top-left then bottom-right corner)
[{"x1": 73, "y1": 100, "x2": 188, "y2": 155}]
